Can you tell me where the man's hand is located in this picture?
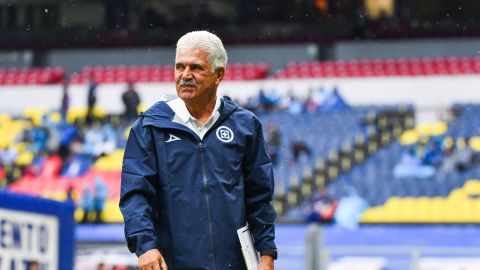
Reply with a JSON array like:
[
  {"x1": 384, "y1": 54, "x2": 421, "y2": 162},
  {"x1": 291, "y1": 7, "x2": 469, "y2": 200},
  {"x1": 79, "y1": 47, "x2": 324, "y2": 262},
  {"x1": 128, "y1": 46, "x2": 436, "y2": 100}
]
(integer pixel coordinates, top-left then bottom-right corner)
[
  {"x1": 138, "y1": 249, "x2": 168, "y2": 270},
  {"x1": 257, "y1": 255, "x2": 274, "y2": 270}
]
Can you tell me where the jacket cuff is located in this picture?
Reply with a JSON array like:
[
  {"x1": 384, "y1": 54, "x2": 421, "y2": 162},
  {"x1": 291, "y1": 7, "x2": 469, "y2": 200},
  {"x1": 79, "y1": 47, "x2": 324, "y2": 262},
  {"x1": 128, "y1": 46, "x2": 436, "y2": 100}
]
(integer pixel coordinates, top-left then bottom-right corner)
[
  {"x1": 260, "y1": 249, "x2": 278, "y2": 260},
  {"x1": 127, "y1": 232, "x2": 159, "y2": 257}
]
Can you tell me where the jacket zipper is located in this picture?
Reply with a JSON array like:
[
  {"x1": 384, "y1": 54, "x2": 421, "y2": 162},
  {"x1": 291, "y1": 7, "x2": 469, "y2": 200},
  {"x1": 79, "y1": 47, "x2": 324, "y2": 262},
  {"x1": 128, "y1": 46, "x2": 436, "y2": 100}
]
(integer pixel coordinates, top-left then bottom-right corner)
[{"x1": 199, "y1": 141, "x2": 217, "y2": 270}]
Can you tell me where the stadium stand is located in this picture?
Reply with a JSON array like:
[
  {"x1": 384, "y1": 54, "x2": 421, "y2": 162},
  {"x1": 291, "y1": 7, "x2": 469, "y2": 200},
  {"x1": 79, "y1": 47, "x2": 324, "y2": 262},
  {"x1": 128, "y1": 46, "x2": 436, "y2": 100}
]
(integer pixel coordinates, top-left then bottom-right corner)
[
  {"x1": 314, "y1": 103, "x2": 480, "y2": 224},
  {"x1": 6, "y1": 64, "x2": 480, "y2": 227},
  {"x1": 1, "y1": 82, "x2": 414, "y2": 224},
  {"x1": 69, "y1": 63, "x2": 270, "y2": 84},
  {"x1": 275, "y1": 57, "x2": 480, "y2": 79},
  {"x1": 0, "y1": 67, "x2": 65, "y2": 85}
]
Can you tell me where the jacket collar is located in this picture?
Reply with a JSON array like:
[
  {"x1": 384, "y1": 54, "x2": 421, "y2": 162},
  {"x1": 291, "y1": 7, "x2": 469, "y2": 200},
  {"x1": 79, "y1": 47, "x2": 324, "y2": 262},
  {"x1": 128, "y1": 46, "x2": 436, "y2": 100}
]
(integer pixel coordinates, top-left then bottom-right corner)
[
  {"x1": 168, "y1": 96, "x2": 222, "y2": 124},
  {"x1": 141, "y1": 96, "x2": 238, "y2": 130}
]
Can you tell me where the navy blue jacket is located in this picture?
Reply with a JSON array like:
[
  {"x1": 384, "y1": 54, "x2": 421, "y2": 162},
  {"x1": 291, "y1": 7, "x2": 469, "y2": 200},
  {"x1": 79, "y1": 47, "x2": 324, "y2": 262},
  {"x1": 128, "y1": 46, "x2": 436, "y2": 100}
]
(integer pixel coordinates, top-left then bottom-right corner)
[{"x1": 120, "y1": 97, "x2": 276, "y2": 269}]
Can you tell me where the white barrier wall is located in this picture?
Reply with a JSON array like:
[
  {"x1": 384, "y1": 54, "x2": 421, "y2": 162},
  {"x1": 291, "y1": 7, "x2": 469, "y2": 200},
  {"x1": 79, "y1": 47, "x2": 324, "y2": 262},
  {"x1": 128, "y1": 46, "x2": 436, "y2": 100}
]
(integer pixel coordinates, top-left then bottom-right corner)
[{"x1": 0, "y1": 75, "x2": 479, "y2": 115}]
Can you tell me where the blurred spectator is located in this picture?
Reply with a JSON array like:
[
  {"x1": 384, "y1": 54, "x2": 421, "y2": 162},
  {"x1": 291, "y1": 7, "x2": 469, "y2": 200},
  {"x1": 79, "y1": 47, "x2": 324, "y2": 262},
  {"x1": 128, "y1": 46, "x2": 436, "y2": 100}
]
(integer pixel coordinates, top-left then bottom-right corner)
[
  {"x1": 66, "y1": 183, "x2": 75, "y2": 205},
  {"x1": 0, "y1": 165, "x2": 5, "y2": 188},
  {"x1": 304, "y1": 187, "x2": 337, "y2": 223},
  {"x1": 266, "y1": 123, "x2": 281, "y2": 166},
  {"x1": 58, "y1": 122, "x2": 79, "y2": 162},
  {"x1": 0, "y1": 146, "x2": 18, "y2": 167},
  {"x1": 316, "y1": 86, "x2": 349, "y2": 113},
  {"x1": 243, "y1": 96, "x2": 260, "y2": 113},
  {"x1": 93, "y1": 176, "x2": 108, "y2": 223},
  {"x1": 440, "y1": 137, "x2": 474, "y2": 173},
  {"x1": 80, "y1": 186, "x2": 94, "y2": 223},
  {"x1": 0, "y1": 147, "x2": 19, "y2": 185},
  {"x1": 334, "y1": 187, "x2": 369, "y2": 230},
  {"x1": 86, "y1": 73, "x2": 98, "y2": 126},
  {"x1": 287, "y1": 95, "x2": 304, "y2": 115},
  {"x1": 394, "y1": 147, "x2": 435, "y2": 179},
  {"x1": 291, "y1": 140, "x2": 312, "y2": 163},
  {"x1": 453, "y1": 138, "x2": 473, "y2": 172},
  {"x1": 62, "y1": 153, "x2": 91, "y2": 178},
  {"x1": 112, "y1": 265, "x2": 129, "y2": 270},
  {"x1": 97, "y1": 263, "x2": 106, "y2": 270},
  {"x1": 422, "y1": 137, "x2": 443, "y2": 166},
  {"x1": 121, "y1": 81, "x2": 141, "y2": 123},
  {"x1": 45, "y1": 123, "x2": 61, "y2": 154},
  {"x1": 305, "y1": 88, "x2": 319, "y2": 113},
  {"x1": 60, "y1": 79, "x2": 70, "y2": 122},
  {"x1": 28, "y1": 260, "x2": 40, "y2": 270},
  {"x1": 84, "y1": 121, "x2": 117, "y2": 158},
  {"x1": 258, "y1": 88, "x2": 280, "y2": 111}
]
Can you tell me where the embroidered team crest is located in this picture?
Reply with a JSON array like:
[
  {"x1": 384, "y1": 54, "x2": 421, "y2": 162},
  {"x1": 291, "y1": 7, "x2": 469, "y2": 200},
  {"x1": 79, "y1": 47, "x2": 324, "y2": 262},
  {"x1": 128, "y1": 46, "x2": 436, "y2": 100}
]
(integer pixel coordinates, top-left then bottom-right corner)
[
  {"x1": 166, "y1": 134, "x2": 181, "y2": 143},
  {"x1": 216, "y1": 126, "x2": 234, "y2": 143}
]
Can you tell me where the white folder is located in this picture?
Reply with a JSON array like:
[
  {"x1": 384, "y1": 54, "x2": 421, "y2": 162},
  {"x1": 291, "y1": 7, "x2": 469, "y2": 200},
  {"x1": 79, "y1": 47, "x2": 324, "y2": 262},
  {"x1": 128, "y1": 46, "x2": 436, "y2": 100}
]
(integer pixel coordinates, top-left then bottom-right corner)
[{"x1": 237, "y1": 224, "x2": 260, "y2": 270}]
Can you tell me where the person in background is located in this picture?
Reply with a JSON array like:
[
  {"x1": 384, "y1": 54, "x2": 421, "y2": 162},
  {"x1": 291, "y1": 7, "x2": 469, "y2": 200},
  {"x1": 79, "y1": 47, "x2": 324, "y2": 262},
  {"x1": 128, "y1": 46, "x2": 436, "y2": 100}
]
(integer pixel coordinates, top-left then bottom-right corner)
[
  {"x1": 266, "y1": 123, "x2": 281, "y2": 166},
  {"x1": 86, "y1": 72, "x2": 98, "y2": 126},
  {"x1": 120, "y1": 30, "x2": 277, "y2": 270},
  {"x1": 304, "y1": 187, "x2": 337, "y2": 223},
  {"x1": 80, "y1": 186, "x2": 94, "y2": 223},
  {"x1": 60, "y1": 79, "x2": 70, "y2": 122},
  {"x1": 28, "y1": 260, "x2": 40, "y2": 270},
  {"x1": 96, "y1": 263, "x2": 106, "y2": 270},
  {"x1": 65, "y1": 183, "x2": 75, "y2": 205},
  {"x1": 121, "y1": 81, "x2": 141, "y2": 123},
  {"x1": 93, "y1": 176, "x2": 108, "y2": 223},
  {"x1": 291, "y1": 140, "x2": 312, "y2": 163}
]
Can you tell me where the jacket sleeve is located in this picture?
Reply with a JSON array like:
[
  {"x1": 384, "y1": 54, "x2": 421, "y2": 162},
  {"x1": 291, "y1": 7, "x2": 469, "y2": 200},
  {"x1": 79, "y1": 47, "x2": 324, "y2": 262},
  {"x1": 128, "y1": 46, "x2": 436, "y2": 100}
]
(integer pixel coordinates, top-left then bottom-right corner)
[
  {"x1": 120, "y1": 120, "x2": 160, "y2": 257},
  {"x1": 242, "y1": 117, "x2": 277, "y2": 253}
]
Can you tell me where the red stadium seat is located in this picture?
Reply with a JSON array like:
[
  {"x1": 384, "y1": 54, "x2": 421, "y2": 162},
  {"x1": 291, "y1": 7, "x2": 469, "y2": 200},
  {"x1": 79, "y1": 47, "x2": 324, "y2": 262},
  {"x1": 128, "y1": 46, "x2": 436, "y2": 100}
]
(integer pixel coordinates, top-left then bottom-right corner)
[{"x1": 41, "y1": 155, "x2": 63, "y2": 179}]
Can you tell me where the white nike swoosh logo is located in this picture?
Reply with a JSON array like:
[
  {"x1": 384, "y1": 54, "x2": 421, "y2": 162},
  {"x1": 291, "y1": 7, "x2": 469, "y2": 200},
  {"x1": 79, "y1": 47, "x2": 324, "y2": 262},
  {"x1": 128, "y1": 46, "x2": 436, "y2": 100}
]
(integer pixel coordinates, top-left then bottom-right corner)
[{"x1": 166, "y1": 134, "x2": 181, "y2": 143}]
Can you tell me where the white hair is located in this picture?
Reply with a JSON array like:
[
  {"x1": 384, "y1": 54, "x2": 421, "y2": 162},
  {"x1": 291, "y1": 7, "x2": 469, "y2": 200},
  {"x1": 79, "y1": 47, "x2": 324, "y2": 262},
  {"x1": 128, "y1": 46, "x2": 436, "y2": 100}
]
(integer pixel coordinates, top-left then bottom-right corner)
[{"x1": 176, "y1": 30, "x2": 228, "y2": 72}]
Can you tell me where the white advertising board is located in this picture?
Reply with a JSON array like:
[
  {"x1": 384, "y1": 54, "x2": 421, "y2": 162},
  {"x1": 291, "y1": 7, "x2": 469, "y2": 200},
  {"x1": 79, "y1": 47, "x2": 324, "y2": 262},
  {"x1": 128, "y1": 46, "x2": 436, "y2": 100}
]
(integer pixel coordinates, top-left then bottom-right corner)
[{"x1": 0, "y1": 208, "x2": 59, "y2": 270}]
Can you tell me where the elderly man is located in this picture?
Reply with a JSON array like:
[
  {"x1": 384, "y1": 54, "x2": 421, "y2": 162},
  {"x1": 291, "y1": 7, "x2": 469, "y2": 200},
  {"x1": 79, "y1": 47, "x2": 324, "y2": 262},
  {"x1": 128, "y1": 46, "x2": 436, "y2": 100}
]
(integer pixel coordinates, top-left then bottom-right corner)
[{"x1": 120, "y1": 30, "x2": 277, "y2": 270}]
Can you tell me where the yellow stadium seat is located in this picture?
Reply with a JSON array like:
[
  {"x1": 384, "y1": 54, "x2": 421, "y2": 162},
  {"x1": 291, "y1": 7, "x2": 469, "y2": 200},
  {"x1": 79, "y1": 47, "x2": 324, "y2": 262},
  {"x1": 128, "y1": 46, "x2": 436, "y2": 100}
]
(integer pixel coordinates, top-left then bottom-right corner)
[
  {"x1": 399, "y1": 129, "x2": 419, "y2": 145},
  {"x1": 67, "y1": 107, "x2": 87, "y2": 124},
  {"x1": 22, "y1": 108, "x2": 46, "y2": 127},
  {"x1": 16, "y1": 151, "x2": 33, "y2": 166},
  {"x1": 448, "y1": 189, "x2": 467, "y2": 201},
  {"x1": 416, "y1": 121, "x2": 447, "y2": 136},
  {"x1": 49, "y1": 111, "x2": 62, "y2": 124},
  {"x1": 361, "y1": 208, "x2": 383, "y2": 223},
  {"x1": 102, "y1": 199, "x2": 123, "y2": 223},
  {"x1": 124, "y1": 126, "x2": 131, "y2": 140},
  {"x1": 94, "y1": 149, "x2": 125, "y2": 171},
  {"x1": 74, "y1": 200, "x2": 123, "y2": 223},
  {"x1": 469, "y1": 137, "x2": 480, "y2": 152},
  {"x1": 137, "y1": 103, "x2": 149, "y2": 114},
  {"x1": 93, "y1": 107, "x2": 107, "y2": 118},
  {"x1": 428, "y1": 197, "x2": 447, "y2": 222},
  {"x1": 0, "y1": 114, "x2": 11, "y2": 126},
  {"x1": 67, "y1": 107, "x2": 107, "y2": 124},
  {"x1": 463, "y1": 180, "x2": 480, "y2": 195},
  {"x1": 42, "y1": 191, "x2": 67, "y2": 202}
]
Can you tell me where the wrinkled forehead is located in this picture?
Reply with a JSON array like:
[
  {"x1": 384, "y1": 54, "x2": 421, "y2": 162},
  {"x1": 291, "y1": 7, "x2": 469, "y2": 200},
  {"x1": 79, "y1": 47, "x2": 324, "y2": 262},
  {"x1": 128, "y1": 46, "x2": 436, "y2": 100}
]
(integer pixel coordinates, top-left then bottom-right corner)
[{"x1": 175, "y1": 48, "x2": 211, "y2": 64}]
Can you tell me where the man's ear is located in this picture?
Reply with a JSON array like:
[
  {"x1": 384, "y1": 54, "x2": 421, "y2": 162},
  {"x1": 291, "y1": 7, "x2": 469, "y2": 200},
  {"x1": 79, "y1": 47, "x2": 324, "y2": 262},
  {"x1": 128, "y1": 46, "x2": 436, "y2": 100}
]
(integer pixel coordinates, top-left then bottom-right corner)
[{"x1": 215, "y1": 67, "x2": 225, "y2": 82}]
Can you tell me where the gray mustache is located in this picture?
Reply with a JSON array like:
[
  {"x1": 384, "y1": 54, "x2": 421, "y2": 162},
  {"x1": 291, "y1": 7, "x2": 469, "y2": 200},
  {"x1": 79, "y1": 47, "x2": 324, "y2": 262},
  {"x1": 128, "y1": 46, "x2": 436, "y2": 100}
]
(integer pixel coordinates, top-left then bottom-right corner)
[{"x1": 179, "y1": 79, "x2": 197, "y2": 87}]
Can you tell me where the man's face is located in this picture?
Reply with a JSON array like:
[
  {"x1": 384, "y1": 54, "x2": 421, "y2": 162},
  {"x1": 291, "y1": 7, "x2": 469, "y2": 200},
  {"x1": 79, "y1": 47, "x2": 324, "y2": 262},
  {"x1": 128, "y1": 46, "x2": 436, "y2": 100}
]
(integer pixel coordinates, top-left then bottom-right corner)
[{"x1": 175, "y1": 49, "x2": 223, "y2": 102}]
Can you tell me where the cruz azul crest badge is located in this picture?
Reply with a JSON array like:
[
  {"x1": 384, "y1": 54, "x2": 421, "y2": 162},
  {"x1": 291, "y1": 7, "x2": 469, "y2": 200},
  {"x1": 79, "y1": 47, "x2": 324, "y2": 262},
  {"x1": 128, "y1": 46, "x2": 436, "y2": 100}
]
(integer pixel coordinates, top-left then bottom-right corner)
[{"x1": 216, "y1": 126, "x2": 234, "y2": 143}]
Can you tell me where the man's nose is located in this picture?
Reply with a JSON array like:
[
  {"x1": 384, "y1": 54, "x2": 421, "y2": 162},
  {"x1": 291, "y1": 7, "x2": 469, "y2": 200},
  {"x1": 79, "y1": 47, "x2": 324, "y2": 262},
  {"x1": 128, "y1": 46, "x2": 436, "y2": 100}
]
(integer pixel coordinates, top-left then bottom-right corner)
[{"x1": 181, "y1": 66, "x2": 193, "y2": 78}]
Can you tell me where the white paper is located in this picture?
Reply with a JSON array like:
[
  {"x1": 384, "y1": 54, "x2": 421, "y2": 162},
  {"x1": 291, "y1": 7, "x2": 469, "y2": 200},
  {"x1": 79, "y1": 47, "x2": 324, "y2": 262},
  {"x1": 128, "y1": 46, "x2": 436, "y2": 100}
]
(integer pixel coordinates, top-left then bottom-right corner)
[{"x1": 237, "y1": 224, "x2": 259, "y2": 270}]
